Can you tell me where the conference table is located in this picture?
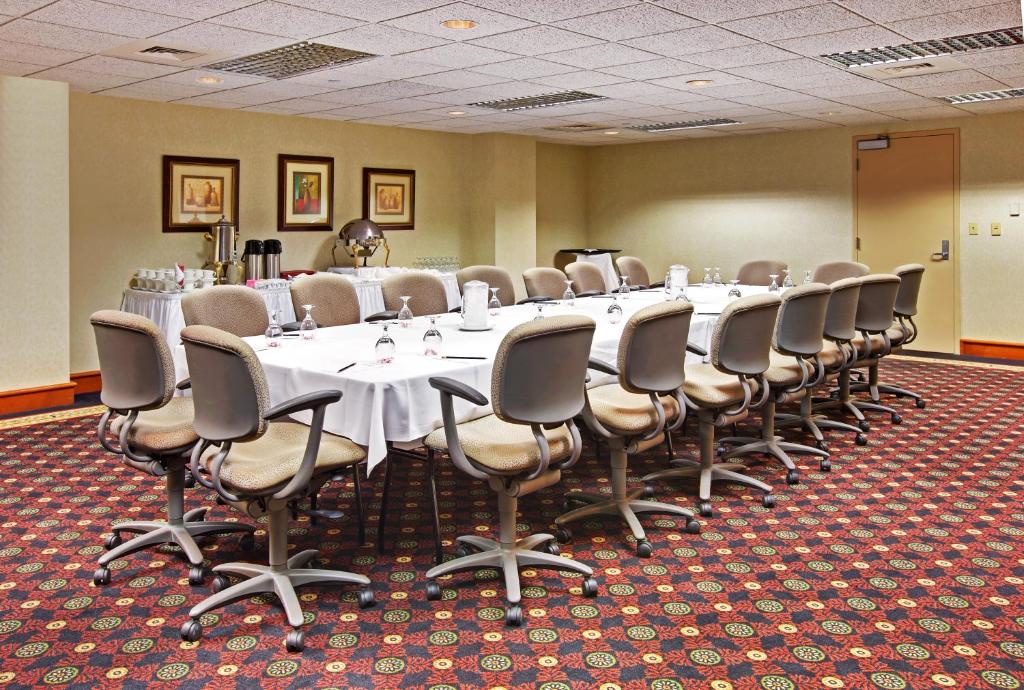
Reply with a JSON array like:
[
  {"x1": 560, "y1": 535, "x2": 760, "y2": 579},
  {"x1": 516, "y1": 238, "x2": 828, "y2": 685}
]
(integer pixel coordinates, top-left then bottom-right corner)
[{"x1": 173, "y1": 284, "x2": 768, "y2": 475}]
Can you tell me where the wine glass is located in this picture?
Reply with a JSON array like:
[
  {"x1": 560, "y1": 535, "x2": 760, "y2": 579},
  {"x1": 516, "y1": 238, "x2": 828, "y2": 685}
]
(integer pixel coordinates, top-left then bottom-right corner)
[
  {"x1": 488, "y1": 287, "x2": 501, "y2": 316},
  {"x1": 397, "y1": 296, "x2": 413, "y2": 327},
  {"x1": 562, "y1": 280, "x2": 575, "y2": 306},
  {"x1": 265, "y1": 309, "x2": 284, "y2": 348},
  {"x1": 713, "y1": 267, "x2": 722, "y2": 286},
  {"x1": 663, "y1": 272, "x2": 672, "y2": 297},
  {"x1": 618, "y1": 275, "x2": 630, "y2": 299},
  {"x1": 727, "y1": 280, "x2": 742, "y2": 302},
  {"x1": 534, "y1": 302, "x2": 546, "y2": 320},
  {"x1": 782, "y1": 269, "x2": 794, "y2": 288},
  {"x1": 607, "y1": 295, "x2": 622, "y2": 324},
  {"x1": 422, "y1": 316, "x2": 442, "y2": 357},
  {"x1": 702, "y1": 267, "x2": 712, "y2": 287},
  {"x1": 299, "y1": 304, "x2": 316, "y2": 340},
  {"x1": 768, "y1": 274, "x2": 780, "y2": 293},
  {"x1": 803, "y1": 270, "x2": 812, "y2": 284},
  {"x1": 375, "y1": 323, "x2": 396, "y2": 363}
]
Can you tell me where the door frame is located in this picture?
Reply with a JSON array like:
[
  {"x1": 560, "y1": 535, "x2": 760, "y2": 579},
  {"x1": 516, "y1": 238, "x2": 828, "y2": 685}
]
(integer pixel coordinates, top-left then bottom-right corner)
[{"x1": 851, "y1": 128, "x2": 961, "y2": 350}]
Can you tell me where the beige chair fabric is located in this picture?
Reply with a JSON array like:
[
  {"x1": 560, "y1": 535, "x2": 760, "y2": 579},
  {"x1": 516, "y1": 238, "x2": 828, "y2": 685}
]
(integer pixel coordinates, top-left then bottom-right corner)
[
  {"x1": 110, "y1": 398, "x2": 196, "y2": 454},
  {"x1": 684, "y1": 365, "x2": 757, "y2": 407},
  {"x1": 737, "y1": 259, "x2": 788, "y2": 286},
  {"x1": 289, "y1": 273, "x2": 360, "y2": 327},
  {"x1": 182, "y1": 285, "x2": 269, "y2": 338},
  {"x1": 90, "y1": 310, "x2": 176, "y2": 410},
  {"x1": 522, "y1": 267, "x2": 568, "y2": 299},
  {"x1": 381, "y1": 272, "x2": 448, "y2": 316},
  {"x1": 587, "y1": 386, "x2": 681, "y2": 433},
  {"x1": 615, "y1": 256, "x2": 652, "y2": 288},
  {"x1": 424, "y1": 415, "x2": 572, "y2": 473},
  {"x1": 457, "y1": 265, "x2": 516, "y2": 306},
  {"x1": 565, "y1": 261, "x2": 607, "y2": 294},
  {"x1": 812, "y1": 261, "x2": 869, "y2": 284}
]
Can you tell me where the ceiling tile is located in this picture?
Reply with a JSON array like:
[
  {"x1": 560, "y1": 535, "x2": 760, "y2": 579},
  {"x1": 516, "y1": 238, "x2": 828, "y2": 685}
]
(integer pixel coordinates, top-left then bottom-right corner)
[
  {"x1": 151, "y1": 22, "x2": 293, "y2": 54},
  {"x1": 797, "y1": 79, "x2": 898, "y2": 97},
  {"x1": 383, "y1": 2, "x2": 534, "y2": 40},
  {"x1": 586, "y1": 81, "x2": 680, "y2": 98},
  {"x1": 402, "y1": 42, "x2": 519, "y2": 68},
  {"x1": 409, "y1": 69, "x2": 508, "y2": 88},
  {"x1": 100, "y1": 0, "x2": 260, "y2": 20},
  {"x1": 553, "y1": 4, "x2": 701, "y2": 41},
  {"x1": 887, "y1": 3, "x2": 1024, "y2": 42},
  {"x1": 886, "y1": 104, "x2": 974, "y2": 119},
  {"x1": 773, "y1": 25, "x2": 911, "y2": 57},
  {"x1": 149, "y1": 68, "x2": 270, "y2": 89},
  {"x1": 955, "y1": 45, "x2": 1024, "y2": 68},
  {"x1": 471, "y1": 57, "x2": 575, "y2": 78},
  {"x1": 599, "y1": 57, "x2": 704, "y2": 79},
  {"x1": 0, "y1": 58, "x2": 47, "y2": 75},
  {"x1": 0, "y1": 18, "x2": 129, "y2": 52},
  {"x1": 542, "y1": 42, "x2": 662, "y2": 69},
  {"x1": 887, "y1": 68, "x2": 1009, "y2": 96},
  {"x1": 0, "y1": 39, "x2": 85, "y2": 65},
  {"x1": 628, "y1": 89, "x2": 713, "y2": 105},
  {"x1": 283, "y1": 0, "x2": 448, "y2": 22},
  {"x1": 721, "y1": 4, "x2": 870, "y2": 42},
  {"x1": 528, "y1": 69, "x2": 627, "y2": 88},
  {"x1": 173, "y1": 93, "x2": 248, "y2": 107},
  {"x1": 650, "y1": 69, "x2": 751, "y2": 90},
  {"x1": 318, "y1": 79, "x2": 446, "y2": 105},
  {"x1": 314, "y1": 24, "x2": 446, "y2": 55},
  {"x1": 685, "y1": 43, "x2": 797, "y2": 69},
  {"x1": 103, "y1": 80, "x2": 211, "y2": 100},
  {"x1": 834, "y1": 0, "x2": 1006, "y2": 23},
  {"x1": 25, "y1": 0, "x2": 191, "y2": 37},
  {"x1": 210, "y1": 1, "x2": 361, "y2": 39},
  {"x1": 244, "y1": 96, "x2": 339, "y2": 112},
  {"x1": 728, "y1": 87, "x2": 826, "y2": 105},
  {"x1": 829, "y1": 91, "x2": 936, "y2": 108},
  {"x1": 469, "y1": 25, "x2": 601, "y2": 56},
  {"x1": 63, "y1": 55, "x2": 182, "y2": 78},
  {"x1": 470, "y1": 0, "x2": 635, "y2": 23},
  {"x1": 623, "y1": 25, "x2": 755, "y2": 57},
  {"x1": 979, "y1": 62, "x2": 1024, "y2": 83},
  {"x1": 210, "y1": 80, "x2": 336, "y2": 105},
  {"x1": 650, "y1": 0, "x2": 826, "y2": 23},
  {"x1": 286, "y1": 57, "x2": 444, "y2": 87},
  {"x1": 30, "y1": 65, "x2": 139, "y2": 90}
]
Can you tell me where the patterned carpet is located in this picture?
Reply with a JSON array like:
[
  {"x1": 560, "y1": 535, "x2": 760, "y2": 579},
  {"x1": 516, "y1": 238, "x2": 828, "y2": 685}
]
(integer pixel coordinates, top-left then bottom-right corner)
[{"x1": 1, "y1": 357, "x2": 1023, "y2": 689}]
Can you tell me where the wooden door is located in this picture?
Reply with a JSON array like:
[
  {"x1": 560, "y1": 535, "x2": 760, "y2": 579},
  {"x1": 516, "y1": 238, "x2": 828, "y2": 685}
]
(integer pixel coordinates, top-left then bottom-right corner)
[{"x1": 855, "y1": 130, "x2": 959, "y2": 353}]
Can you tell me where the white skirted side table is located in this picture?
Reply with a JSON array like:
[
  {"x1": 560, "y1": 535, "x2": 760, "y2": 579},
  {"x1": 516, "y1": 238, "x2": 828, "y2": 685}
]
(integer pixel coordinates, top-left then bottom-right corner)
[{"x1": 562, "y1": 248, "x2": 621, "y2": 292}]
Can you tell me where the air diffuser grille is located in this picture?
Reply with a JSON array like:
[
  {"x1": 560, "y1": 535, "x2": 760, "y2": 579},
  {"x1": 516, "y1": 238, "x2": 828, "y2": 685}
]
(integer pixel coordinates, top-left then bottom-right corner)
[
  {"x1": 822, "y1": 27, "x2": 1023, "y2": 67},
  {"x1": 206, "y1": 42, "x2": 375, "y2": 79},
  {"x1": 543, "y1": 123, "x2": 608, "y2": 133},
  {"x1": 628, "y1": 118, "x2": 740, "y2": 132},
  {"x1": 469, "y1": 90, "x2": 606, "y2": 111},
  {"x1": 940, "y1": 87, "x2": 1024, "y2": 104}
]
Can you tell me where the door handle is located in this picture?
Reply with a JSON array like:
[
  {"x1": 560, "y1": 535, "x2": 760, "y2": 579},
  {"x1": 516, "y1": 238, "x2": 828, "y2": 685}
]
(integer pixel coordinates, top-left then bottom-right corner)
[{"x1": 930, "y1": 239, "x2": 949, "y2": 261}]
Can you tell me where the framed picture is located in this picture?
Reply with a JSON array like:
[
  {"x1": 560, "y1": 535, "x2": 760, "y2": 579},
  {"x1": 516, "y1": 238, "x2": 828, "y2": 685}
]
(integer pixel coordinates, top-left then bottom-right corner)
[
  {"x1": 163, "y1": 155, "x2": 239, "y2": 233},
  {"x1": 363, "y1": 167, "x2": 415, "y2": 230},
  {"x1": 278, "y1": 154, "x2": 334, "y2": 231}
]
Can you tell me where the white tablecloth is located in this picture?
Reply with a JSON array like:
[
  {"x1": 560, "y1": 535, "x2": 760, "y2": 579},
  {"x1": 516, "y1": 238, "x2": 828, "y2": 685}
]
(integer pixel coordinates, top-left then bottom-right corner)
[
  {"x1": 324, "y1": 268, "x2": 462, "y2": 316},
  {"x1": 121, "y1": 286, "x2": 296, "y2": 348},
  {"x1": 576, "y1": 253, "x2": 620, "y2": 292},
  {"x1": 173, "y1": 286, "x2": 769, "y2": 474}
]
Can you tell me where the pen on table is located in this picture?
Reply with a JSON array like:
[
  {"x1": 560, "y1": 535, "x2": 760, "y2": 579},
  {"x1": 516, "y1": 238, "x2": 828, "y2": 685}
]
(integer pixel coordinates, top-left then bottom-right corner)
[
  {"x1": 336, "y1": 363, "x2": 357, "y2": 373},
  {"x1": 442, "y1": 355, "x2": 487, "y2": 360}
]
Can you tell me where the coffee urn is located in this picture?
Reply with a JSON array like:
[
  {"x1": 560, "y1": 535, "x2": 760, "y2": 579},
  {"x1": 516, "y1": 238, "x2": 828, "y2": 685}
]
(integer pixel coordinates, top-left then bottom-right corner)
[
  {"x1": 263, "y1": 239, "x2": 282, "y2": 279},
  {"x1": 203, "y1": 216, "x2": 244, "y2": 285},
  {"x1": 242, "y1": 239, "x2": 265, "y2": 282}
]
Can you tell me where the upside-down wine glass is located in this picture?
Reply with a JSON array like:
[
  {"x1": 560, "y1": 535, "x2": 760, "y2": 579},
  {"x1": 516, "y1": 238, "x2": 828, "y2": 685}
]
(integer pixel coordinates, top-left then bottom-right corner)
[
  {"x1": 618, "y1": 275, "x2": 630, "y2": 299},
  {"x1": 713, "y1": 267, "x2": 722, "y2": 287},
  {"x1": 422, "y1": 316, "x2": 442, "y2": 357},
  {"x1": 782, "y1": 269, "x2": 794, "y2": 289},
  {"x1": 488, "y1": 287, "x2": 501, "y2": 316},
  {"x1": 265, "y1": 309, "x2": 284, "y2": 348},
  {"x1": 299, "y1": 304, "x2": 316, "y2": 340},
  {"x1": 397, "y1": 296, "x2": 413, "y2": 327},
  {"x1": 534, "y1": 302, "x2": 546, "y2": 320},
  {"x1": 803, "y1": 270, "x2": 812, "y2": 284},
  {"x1": 562, "y1": 280, "x2": 575, "y2": 306},
  {"x1": 702, "y1": 267, "x2": 712, "y2": 287},
  {"x1": 607, "y1": 295, "x2": 622, "y2": 324},
  {"x1": 768, "y1": 274, "x2": 780, "y2": 293},
  {"x1": 727, "y1": 280, "x2": 742, "y2": 302},
  {"x1": 375, "y1": 323, "x2": 396, "y2": 364}
]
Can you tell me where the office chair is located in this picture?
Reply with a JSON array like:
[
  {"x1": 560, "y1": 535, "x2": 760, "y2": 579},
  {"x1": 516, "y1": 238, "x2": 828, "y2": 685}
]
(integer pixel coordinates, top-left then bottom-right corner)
[
  {"x1": 289, "y1": 273, "x2": 361, "y2": 327},
  {"x1": 565, "y1": 261, "x2": 608, "y2": 296},
  {"x1": 182, "y1": 285, "x2": 269, "y2": 337},
  {"x1": 457, "y1": 265, "x2": 517, "y2": 306},
  {"x1": 737, "y1": 260, "x2": 788, "y2": 286},
  {"x1": 523, "y1": 267, "x2": 569, "y2": 300},
  {"x1": 812, "y1": 261, "x2": 869, "y2": 284},
  {"x1": 615, "y1": 255, "x2": 660, "y2": 289}
]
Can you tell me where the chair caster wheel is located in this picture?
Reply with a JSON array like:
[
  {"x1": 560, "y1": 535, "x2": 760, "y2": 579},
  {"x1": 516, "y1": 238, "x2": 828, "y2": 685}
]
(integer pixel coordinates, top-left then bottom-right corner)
[
  {"x1": 698, "y1": 501, "x2": 713, "y2": 518},
  {"x1": 855, "y1": 434, "x2": 868, "y2": 446},
  {"x1": 581, "y1": 577, "x2": 598, "y2": 598},
  {"x1": 211, "y1": 575, "x2": 230, "y2": 593},
  {"x1": 643, "y1": 484, "x2": 655, "y2": 498},
  {"x1": 239, "y1": 533, "x2": 255, "y2": 552},
  {"x1": 716, "y1": 446, "x2": 726, "y2": 456},
  {"x1": 505, "y1": 604, "x2": 523, "y2": 627},
  {"x1": 762, "y1": 495, "x2": 776, "y2": 509},
  {"x1": 786, "y1": 469, "x2": 799, "y2": 485},
  {"x1": 180, "y1": 619, "x2": 202, "y2": 643},
  {"x1": 916, "y1": 399, "x2": 926, "y2": 409},
  {"x1": 358, "y1": 588, "x2": 375, "y2": 608},
  {"x1": 104, "y1": 533, "x2": 122, "y2": 550},
  {"x1": 93, "y1": 567, "x2": 111, "y2": 586},
  {"x1": 455, "y1": 544, "x2": 473, "y2": 559},
  {"x1": 820, "y1": 458, "x2": 831, "y2": 472},
  {"x1": 815, "y1": 440, "x2": 828, "y2": 452},
  {"x1": 891, "y1": 413, "x2": 902, "y2": 425},
  {"x1": 184, "y1": 472, "x2": 196, "y2": 489},
  {"x1": 425, "y1": 582, "x2": 442, "y2": 601},
  {"x1": 636, "y1": 540, "x2": 654, "y2": 558},
  {"x1": 543, "y1": 541, "x2": 560, "y2": 556},
  {"x1": 858, "y1": 420, "x2": 870, "y2": 432},
  {"x1": 187, "y1": 566, "x2": 206, "y2": 587},
  {"x1": 555, "y1": 527, "x2": 572, "y2": 544},
  {"x1": 685, "y1": 518, "x2": 701, "y2": 535},
  {"x1": 285, "y1": 629, "x2": 304, "y2": 653}
]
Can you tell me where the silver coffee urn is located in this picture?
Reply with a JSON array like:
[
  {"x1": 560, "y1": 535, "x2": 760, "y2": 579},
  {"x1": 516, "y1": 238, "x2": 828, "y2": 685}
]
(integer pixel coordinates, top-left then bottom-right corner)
[{"x1": 203, "y1": 216, "x2": 244, "y2": 285}]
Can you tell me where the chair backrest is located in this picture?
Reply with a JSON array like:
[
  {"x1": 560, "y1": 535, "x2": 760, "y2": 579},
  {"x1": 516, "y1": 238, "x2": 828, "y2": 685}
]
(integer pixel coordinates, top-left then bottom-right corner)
[
  {"x1": 564, "y1": 261, "x2": 607, "y2": 293},
  {"x1": 491, "y1": 315, "x2": 596, "y2": 425},
  {"x1": 812, "y1": 260, "x2": 869, "y2": 284},
  {"x1": 855, "y1": 274, "x2": 901, "y2": 334},
  {"x1": 618, "y1": 302, "x2": 693, "y2": 394},
  {"x1": 737, "y1": 259, "x2": 788, "y2": 286},
  {"x1": 289, "y1": 273, "x2": 360, "y2": 327},
  {"x1": 822, "y1": 277, "x2": 862, "y2": 343},
  {"x1": 892, "y1": 264, "x2": 924, "y2": 317},
  {"x1": 180, "y1": 325, "x2": 271, "y2": 443},
  {"x1": 381, "y1": 272, "x2": 448, "y2": 316},
  {"x1": 772, "y1": 283, "x2": 831, "y2": 357},
  {"x1": 710, "y1": 294, "x2": 781, "y2": 376},
  {"x1": 90, "y1": 310, "x2": 175, "y2": 411},
  {"x1": 182, "y1": 285, "x2": 269, "y2": 337},
  {"x1": 457, "y1": 265, "x2": 516, "y2": 306},
  {"x1": 615, "y1": 256, "x2": 651, "y2": 288},
  {"x1": 522, "y1": 267, "x2": 567, "y2": 299}
]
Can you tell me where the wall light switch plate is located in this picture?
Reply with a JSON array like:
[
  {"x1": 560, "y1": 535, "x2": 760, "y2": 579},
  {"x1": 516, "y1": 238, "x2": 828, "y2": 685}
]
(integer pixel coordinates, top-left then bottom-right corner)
[
  {"x1": 992, "y1": 222, "x2": 1002, "y2": 236},
  {"x1": 968, "y1": 222, "x2": 978, "y2": 235}
]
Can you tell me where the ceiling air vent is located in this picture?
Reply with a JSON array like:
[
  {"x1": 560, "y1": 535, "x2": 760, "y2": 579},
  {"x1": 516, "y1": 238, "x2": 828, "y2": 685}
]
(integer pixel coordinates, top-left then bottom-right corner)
[
  {"x1": 543, "y1": 123, "x2": 608, "y2": 133},
  {"x1": 469, "y1": 90, "x2": 607, "y2": 111},
  {"x1": 628, "y1": 118, "x2": 740, "y2": 133},
  {"x1": 940, "y1": 87, "x2": 1024, "y2": 104},
  {"x1": 137, "y1": 46, "x2": 201, "y2": 60},
  {"x1": 102, "y1": 39, "x2": 227, "y2": 67},
  {"x1": 822, "y1": 27, "x2": 1023, "y2": 68},
  {"x1": 206, "y1": 42, "x2": 375, "y2": 80}
]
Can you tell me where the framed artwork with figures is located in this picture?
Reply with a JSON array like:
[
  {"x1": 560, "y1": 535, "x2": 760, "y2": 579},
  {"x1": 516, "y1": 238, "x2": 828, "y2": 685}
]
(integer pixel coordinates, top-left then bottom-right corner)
[
  {"x1": 163, "y1": 155, "x2": 239, "y2": 233},
  {"x1": 278, "y1": 154, "x2": 334, "y2": 231},
  {"x1": 363, "y1": 167, "x2": 415, "y2": 230}
]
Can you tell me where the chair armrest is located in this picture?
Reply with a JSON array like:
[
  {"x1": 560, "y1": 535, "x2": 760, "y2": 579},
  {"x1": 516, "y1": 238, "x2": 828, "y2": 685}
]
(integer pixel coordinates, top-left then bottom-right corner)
[
  {"x1": 686, "y1": 342, "x2": 708, "y2": 358},
  {"x1": 365, "y1": 310, "x2": 398, "y2": 323},
  {"x1": 649, "y1": 281, "x2": 665, "y2": 289},
  {"x1": 587, "y1": 358, "x2": 619, "y2": 377},
  {"x1": 577, "y1": 290, "x2": 604, "y2": 298},
  {"x1": 264, "y1": 389, "x2": 342, "y2": 420},
  {"x1": 176, "y1": 378, "x2": 191, "y2": 390},
  {"x1": 517, "y1": 296, "x2": 551, "y2": 305},
  {"x1": 428, "y1": 377, "x2": 488, "y2": 406}
]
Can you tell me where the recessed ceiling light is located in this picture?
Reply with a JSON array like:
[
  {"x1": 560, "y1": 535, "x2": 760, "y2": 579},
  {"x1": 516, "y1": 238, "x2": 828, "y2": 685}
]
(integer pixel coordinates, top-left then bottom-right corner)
[
  {"x1": 686, "y1": 79, "x2": 713, "y2": 87},
  {"x1": 603, "y1": 130, "x2": 619, "y2": 135},
  {"x1": 442, "y1": 19, "x2": 477, "y2": 29},
  {"x1": 447, "y1": 110, "x2": 465, "y2": 116},
  {"x1": 196, "y1": 75, "x2": 223, "y2": 85}
]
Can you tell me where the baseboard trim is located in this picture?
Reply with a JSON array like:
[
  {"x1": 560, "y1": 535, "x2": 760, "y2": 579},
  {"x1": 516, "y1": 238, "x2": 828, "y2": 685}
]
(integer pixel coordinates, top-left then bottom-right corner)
[
  {"x1": 960, "y1": 339, "x2": 1024, "y2": 361},
  {"x1": 0, "y1": 381, "x2": 76, "y2": 415},
  {"x1": 71, "y1": 370, "x2": 102, "y2": 394}
]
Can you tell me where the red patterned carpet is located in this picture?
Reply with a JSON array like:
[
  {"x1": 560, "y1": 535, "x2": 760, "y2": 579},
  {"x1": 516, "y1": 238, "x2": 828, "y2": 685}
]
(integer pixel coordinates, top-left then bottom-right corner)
[{"x1": 1, "y1": 357, "x2": 1023, "y2": 689}]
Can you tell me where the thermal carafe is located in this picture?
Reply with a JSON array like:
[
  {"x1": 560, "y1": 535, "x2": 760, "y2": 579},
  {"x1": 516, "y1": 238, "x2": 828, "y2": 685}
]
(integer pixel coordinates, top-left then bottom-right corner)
[
  {"x1": 242, "y1": 239, "x2": 265, "y2": 281},
  {"x1": 263, "y1": 239, "x2": 282, "y2": 279}
]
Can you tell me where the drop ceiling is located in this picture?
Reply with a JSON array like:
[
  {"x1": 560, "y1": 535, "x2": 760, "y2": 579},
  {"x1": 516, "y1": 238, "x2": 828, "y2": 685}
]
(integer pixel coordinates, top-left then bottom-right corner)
[{"x1": 0, "y1": 0, "x2": 1022, "y2": 145}]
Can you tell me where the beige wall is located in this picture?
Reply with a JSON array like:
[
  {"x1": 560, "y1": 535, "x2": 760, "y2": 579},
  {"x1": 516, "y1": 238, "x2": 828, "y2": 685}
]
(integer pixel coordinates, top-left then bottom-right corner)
[
  {"x1": 536, "y1": 143, "x2": 588, "y2": 269},
  {"x1": 0, "y1": 76, "x2": 69, "y2": 390}
]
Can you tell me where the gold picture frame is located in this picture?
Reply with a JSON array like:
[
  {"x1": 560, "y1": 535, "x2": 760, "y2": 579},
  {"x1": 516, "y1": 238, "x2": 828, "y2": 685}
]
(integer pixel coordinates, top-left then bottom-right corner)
[
  {"x1": 278, "y1": 154, "x2": 334, "y2": 231},
  {"x1": 363, "y1": 167, "x2": 415, "y2": 230},
  {"x1": 163, "y1": 155, "x2": 239, "y2": 232}
]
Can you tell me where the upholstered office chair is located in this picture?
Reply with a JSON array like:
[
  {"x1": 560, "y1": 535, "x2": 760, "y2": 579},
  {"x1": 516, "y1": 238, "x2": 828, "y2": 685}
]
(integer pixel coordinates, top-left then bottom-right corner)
[
  {"x1": 851, "y1": 264, "x2": 927, "y2": 409},
  {"x1": 90, "y1": 311, "x2": 254, "y2": 587},
  {"x1": 179, "y1": 325, "x2": 373, "y2": 652},
  {"x1": 812, "y1": 261, "x2": 869, "y2": 284},
  {"x1": 644, "y1": 294, "x2": 781, "y2": 517},
  {"x1": 182, "y1": 285, "x2": 269, "y2": 337},
  {"x1": 457, "y1": 265, "x2": 517, "y2": 306},
  {"x1": 523, "y1": 267, "x2": 569, "y2": 300},
  {"x1": 289, "y1": 273, "x2": 361, "y2": 327},
  {"x1": 616, "y1": 256, "x2": 658, "y2": 289},
  {"x1": 422, "y1": 316, "x2": 599, "y2": 626},
  {"x1": 776, "y1": 278, "x2": 867, "y2": 449},
  {"x1": 716, "y1": 284, "x2": 832, "y2": 482},
  {"x1": 737, "y1": 259, "x2": 788, "y2": 286},
  {"x1": 565, "y1": 261, "x2": 608, "y2": 296},
  {"x1": 556, "y1": 302, "x2": 700, "y2": 557},
  {"x1": 378, "y1": 271, "x2": 449, "y2": 317}
]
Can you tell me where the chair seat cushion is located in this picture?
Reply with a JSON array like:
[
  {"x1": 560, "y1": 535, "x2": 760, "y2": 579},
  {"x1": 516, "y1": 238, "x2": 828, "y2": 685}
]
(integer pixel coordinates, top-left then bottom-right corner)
[
  {"x1": 587, "y1": 384, "x2": 680, "y2": 434},
  {"x1": 111, "y1": 397, "x2": 197, "y2": 454},
  {"x1": 683, "y1": 364, "x2": 755, "y2": 407},
  {"x1": 764, "y1": 351, "x2": 808, "y2": 387},
  {"x1": 424, "y1": 415, "x2": 573, "y2": 474},
  {"x1": 203, "y1": 422, "x2": 365, "y2": 493},
  {"x1": 818, "y1": 341, "x2": 847, "y2": 370}
]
